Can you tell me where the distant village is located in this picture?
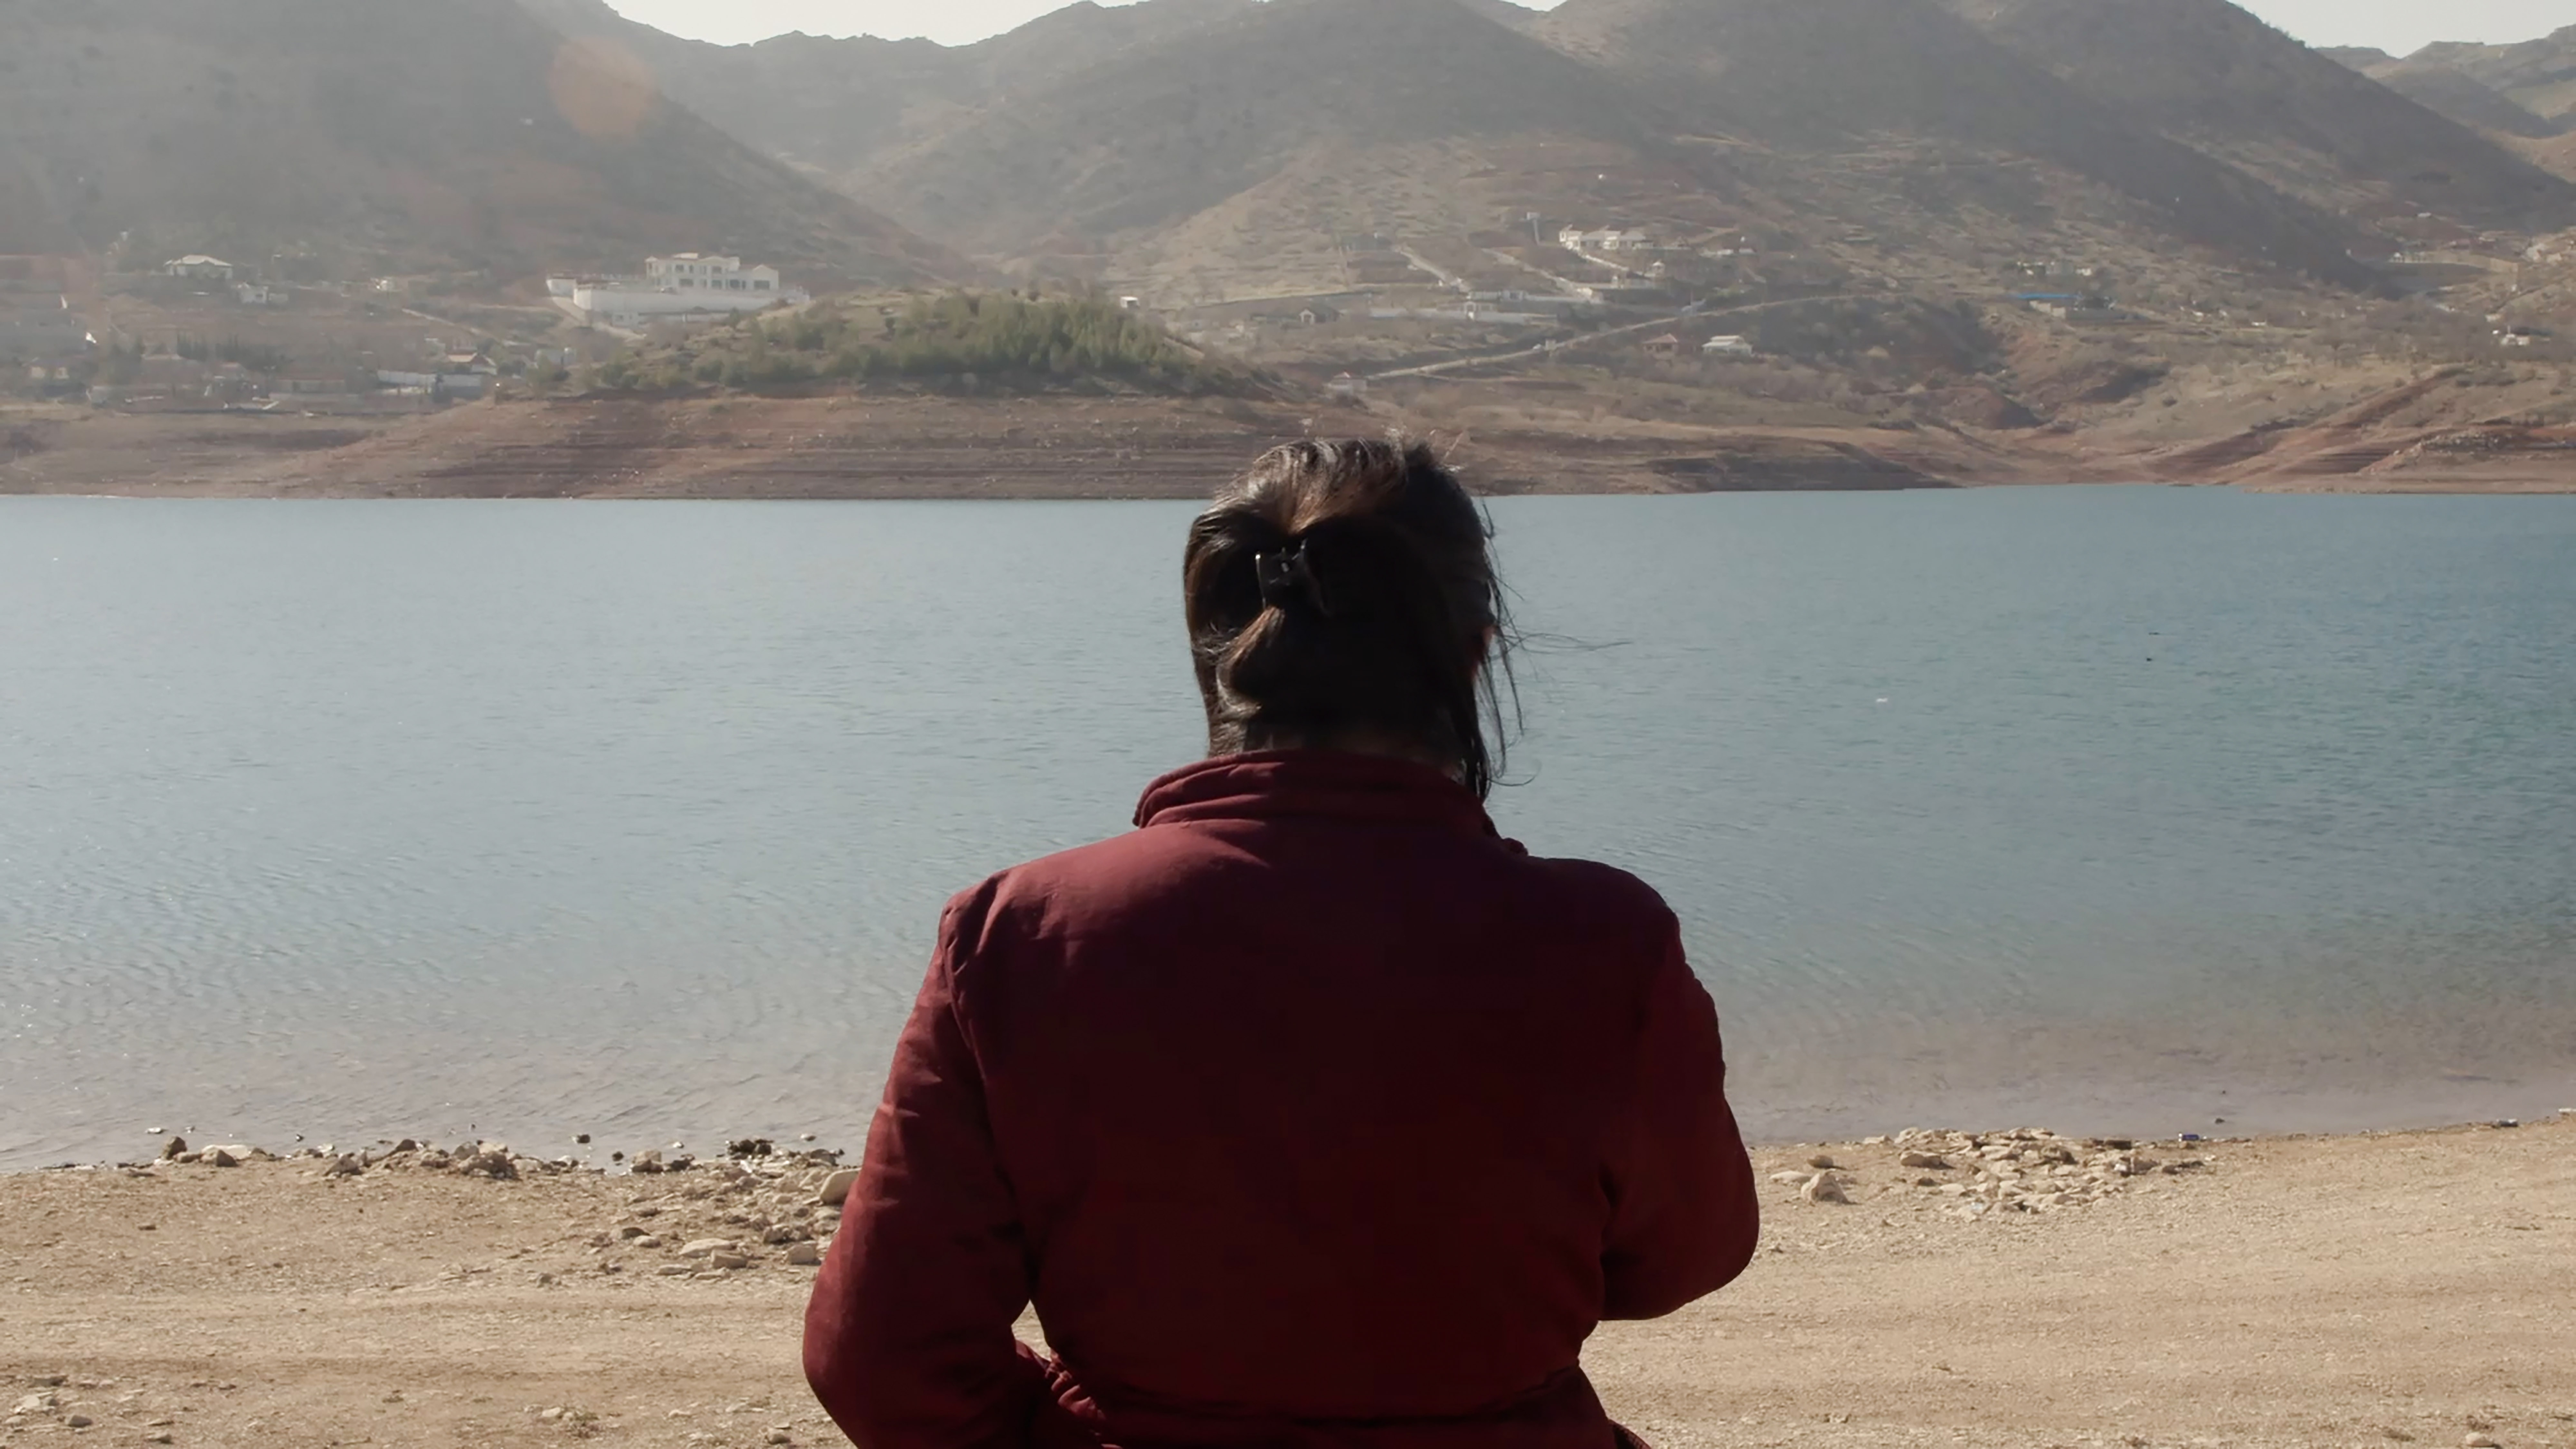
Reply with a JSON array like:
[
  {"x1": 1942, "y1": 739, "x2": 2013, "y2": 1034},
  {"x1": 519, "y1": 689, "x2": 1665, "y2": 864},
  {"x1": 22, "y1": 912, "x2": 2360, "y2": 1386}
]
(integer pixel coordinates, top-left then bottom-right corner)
[
  {"x1": 3, "y1": 247, "x2": 809, "y2": 412},
  {"x1": 6, "y1": 204, "x2": 2569, "y2": 415}
]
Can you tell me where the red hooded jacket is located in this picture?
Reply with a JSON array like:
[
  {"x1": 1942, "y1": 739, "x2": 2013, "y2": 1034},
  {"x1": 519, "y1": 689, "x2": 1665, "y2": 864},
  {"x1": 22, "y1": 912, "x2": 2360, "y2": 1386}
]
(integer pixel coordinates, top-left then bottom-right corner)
[{"x1": 805, "y1": 751, "x2": 1759, "y2": 1449}]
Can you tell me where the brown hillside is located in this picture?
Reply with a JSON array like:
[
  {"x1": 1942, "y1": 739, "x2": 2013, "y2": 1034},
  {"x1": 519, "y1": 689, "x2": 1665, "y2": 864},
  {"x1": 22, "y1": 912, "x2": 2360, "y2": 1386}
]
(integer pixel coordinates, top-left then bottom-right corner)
[
  {"x1": 509, "y1": 0, "x2": 944, "y2": 171},
  {"x1": 514, "y1": 0, "x2": 1260, "y2": 174},
  {"x1": 0, "y1": 0, "x2": 957, "y2": 284},
  {"x1": 2369, "y1": 63, "x2": 2567, "y2": 142},
  {"x1": 2413, "y1": 25, "x2": 2576, "y2": 125},
  {"x1": 2515, "y1": 131, "x2": 2576, "y2": 182},
  {"x1": 858, "y1": 0, "x2": 1659, "y2": 256},
  {"x1": 1537, "y1": 0, "x2": 2379, "y2": 288},
  {"x1": 1949, "y1": 0, "x2": 2576, "y2": 230}
]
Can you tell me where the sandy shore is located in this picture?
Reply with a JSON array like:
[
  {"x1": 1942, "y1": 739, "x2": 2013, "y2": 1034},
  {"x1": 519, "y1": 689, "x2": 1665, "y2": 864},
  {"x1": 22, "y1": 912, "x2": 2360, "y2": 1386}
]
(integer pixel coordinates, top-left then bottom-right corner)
[{"x1": 6, "y1": 1114, "x2": 2571, "y2": 1449}]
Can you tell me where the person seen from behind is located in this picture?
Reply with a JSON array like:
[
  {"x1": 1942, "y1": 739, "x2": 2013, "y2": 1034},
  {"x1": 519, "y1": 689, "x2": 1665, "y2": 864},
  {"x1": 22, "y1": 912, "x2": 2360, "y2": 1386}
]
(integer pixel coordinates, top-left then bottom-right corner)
[{"x1": 805, "y1": 439, "x2": 1760, "y2": 1449}]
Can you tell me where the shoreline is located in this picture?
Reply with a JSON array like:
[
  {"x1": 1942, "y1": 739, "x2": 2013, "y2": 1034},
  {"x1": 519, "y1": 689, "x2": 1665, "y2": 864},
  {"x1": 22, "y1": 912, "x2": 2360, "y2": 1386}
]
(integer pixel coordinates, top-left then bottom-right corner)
[
  {"x1": 5, "y1": 394, "x2": 2571, "y2": 498},
  {"x1": 15, "y1": 1065, "x2": 2576, "y2": 1179},
  {"x1": 13, "y1": 1109, "x2": 2569, "y2": 1182},
  {"x1": 6, "y1": 1114, "x2": 2570, "y2": 1449}
]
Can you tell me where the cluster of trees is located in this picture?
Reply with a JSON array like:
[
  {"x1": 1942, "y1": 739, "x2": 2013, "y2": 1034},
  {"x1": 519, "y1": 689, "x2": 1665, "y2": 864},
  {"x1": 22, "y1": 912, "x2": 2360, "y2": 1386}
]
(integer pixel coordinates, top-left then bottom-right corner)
[{"x1": 594, "y1": 292, "x2": 1254, "y2": 395}]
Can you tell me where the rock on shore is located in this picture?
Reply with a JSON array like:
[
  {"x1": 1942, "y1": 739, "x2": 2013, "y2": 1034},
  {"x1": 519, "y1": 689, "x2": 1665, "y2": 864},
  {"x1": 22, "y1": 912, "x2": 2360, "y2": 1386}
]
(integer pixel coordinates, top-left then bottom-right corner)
[{"x1": 1767, "y1": 1126, "x2": 2211, "y2": 1219}]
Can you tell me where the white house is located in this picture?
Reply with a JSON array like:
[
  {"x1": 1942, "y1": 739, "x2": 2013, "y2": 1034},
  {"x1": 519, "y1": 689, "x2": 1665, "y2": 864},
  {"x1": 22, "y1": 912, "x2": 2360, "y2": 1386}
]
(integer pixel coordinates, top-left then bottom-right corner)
[
  {"x1": 1702, "y1": 335, "x2": 1754, "y2": 356},
  {"x1": 234, "y1": 282, "x2": 283, "y2": 307},
  {"x1": 645, "y1": 253, "x2": 785, "y2": 298},
  {"x1": 164, "y1": 256, "x2": 235, "y2": 280},
  {"x1": 559, "y1": 253, "x2": 808, "y2": 330}
]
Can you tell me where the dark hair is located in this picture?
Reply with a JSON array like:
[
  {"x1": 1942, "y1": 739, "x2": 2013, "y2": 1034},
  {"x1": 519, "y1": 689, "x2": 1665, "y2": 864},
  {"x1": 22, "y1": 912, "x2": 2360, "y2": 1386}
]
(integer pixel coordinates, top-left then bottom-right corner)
[{"x1": 1183, "y1": 438, "x2": 1512, "y2": 798}]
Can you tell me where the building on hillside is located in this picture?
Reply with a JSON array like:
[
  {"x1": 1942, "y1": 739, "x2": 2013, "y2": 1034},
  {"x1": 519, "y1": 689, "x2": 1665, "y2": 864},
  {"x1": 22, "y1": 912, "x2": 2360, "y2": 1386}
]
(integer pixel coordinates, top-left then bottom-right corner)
[
  {"x1": 234, "y1": 282, "x2": 283, "y2": 306},
  {"x1": 164, "y1": 256, "x2": 235, "y2": 280},
  {"x1": 1701, "y1": 335, "x2": 1755, "y2": 356},
  {"x1": 554, "y1": 253, "x2": 808, "y2": 331},
  {"x1": 645, "y1": 253, "x2": 784, "y2": 298},
  {"x1": 1642, "y1": 333, "x2": 1682, "y2": 358},
  {"x1": 1298, "y1": 305, "x2": 1340, "y2": 326},
  {"x1": 377, "y1": 368, "x2": 489, "y2": 398},
  {"x1": 1326, "y1": 373, "x2": 1368, "y2": 400}
]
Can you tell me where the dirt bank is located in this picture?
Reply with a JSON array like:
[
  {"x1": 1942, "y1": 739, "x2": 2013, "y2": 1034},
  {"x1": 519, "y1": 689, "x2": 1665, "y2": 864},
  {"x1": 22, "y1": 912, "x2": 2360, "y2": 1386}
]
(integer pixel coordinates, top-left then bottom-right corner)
[
  {"x1": 0, "y1": 394, "x2": 2026, "y2": 498},
  {"x1": 6, "y1": 1114, "x2": 2571, "y2": 1449},
  {"x1": 6, "y1": 384, "x2": 2566, "y2": 499}
]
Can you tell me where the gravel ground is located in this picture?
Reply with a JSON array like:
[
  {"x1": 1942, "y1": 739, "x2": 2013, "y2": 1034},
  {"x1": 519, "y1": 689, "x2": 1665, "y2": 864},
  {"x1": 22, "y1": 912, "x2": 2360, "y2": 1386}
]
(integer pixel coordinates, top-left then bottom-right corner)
[{"x1": 4, "y1": 1114, "x2": 2571, "y2": 1449}]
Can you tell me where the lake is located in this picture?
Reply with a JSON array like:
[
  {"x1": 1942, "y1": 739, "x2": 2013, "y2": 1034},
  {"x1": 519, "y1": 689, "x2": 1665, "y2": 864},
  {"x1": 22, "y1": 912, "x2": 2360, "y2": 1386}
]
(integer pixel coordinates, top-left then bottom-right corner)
[{"x1": 4, "y1": 488, "x2": 2571, "y2": 1170}]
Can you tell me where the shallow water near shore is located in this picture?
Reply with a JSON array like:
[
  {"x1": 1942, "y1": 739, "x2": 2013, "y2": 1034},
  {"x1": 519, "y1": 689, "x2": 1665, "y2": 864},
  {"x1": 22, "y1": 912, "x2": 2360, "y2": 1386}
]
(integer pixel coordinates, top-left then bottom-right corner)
[{"x1": 4, "y1": 487, "x2": 2572, "y2": 1169}]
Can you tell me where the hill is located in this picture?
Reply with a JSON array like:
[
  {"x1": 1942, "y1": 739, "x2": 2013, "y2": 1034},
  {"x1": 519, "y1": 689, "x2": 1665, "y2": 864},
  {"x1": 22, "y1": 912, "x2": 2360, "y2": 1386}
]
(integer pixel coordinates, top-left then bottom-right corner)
[
  {"x1": 2413, "y1": 25, "x2": 2576, "y2": 126},
  {"x1": 856, "y1": 0, "x2": 1660, "y2": 258},
  {"x1": 1948, "y1": 0, "x2": 2576, "y2": 230},
  {"x1": 513, "y1": 0, "x2": 1260, "y2": 174},
  {"x1": 0, "y1": 0, "x2": 957, "y2": 285},
  {"x1": 2365, "y1": 62, "x2": 2567, "y2": 142},
  {"x1": 1537, "y1": 0, "x2": 2379, "y2": 287}
]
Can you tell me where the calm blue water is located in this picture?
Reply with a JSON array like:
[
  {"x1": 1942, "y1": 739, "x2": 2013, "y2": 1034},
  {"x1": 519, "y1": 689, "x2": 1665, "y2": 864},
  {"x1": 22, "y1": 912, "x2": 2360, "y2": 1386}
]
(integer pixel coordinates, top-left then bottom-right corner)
[{"x1": 3, "y1": 489, "x2": 2571, "y2": 1169}]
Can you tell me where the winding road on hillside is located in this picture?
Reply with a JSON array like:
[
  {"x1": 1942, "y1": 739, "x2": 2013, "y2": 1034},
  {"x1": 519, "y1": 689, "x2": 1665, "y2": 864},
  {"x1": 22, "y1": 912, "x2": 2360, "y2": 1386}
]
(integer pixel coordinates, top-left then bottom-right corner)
[{"x1": 1365, "y1": 293, "x2": 1861, "y2": 381}]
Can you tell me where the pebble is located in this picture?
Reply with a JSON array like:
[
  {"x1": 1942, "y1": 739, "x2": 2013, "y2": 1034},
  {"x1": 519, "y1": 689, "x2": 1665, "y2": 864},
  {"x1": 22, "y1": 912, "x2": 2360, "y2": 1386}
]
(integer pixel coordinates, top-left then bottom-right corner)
[
  {"x1": 1899, "y1": 1151, "x2": 1950, "y2": 1170},
  {"x1": 2465, "y1": 1436, "x2": 2501, "y2": 1449},
  {"x1": 768, "y1": 1430, "x2": 796, "y2": 1445},
  {"x1": 1807, "y1": 1155, "x2": 1837, "y2": 1170},
  {"x1": 207, "y1": 1147, "x2": 241, "y2": 1169},
  {"x1": 786, "y1": 1241, "x2": 823, "y2": 1266},
  {"x1": 160, "y1": 1137, "x2": 188, "y2": 1161},
  {"x1": 1802, "y1": 1171, "x2": 1850, "y2": 1206},
  {"x1": 679, "y1": 1238, "x2": 737, "y2": 1258},
  {"x1": 65, "y1": 1414, "x2": 92, "y2": 1429},
  {"x1": 12, "y1": 1393, "x2": 58, "y2": 1416},
  {"x1": 327, "y1": 1154, "x2": 365, "y2": 1178},
  {"x1": 709, "y1": 1252, "x2": 752, "y2": 1271},
  {"x1": 655, "y1": 1264, "x2": 693, "y2": 1277},
  {"x1": 819, "y1": 1169, "x2": 861, "y2": 1207}
]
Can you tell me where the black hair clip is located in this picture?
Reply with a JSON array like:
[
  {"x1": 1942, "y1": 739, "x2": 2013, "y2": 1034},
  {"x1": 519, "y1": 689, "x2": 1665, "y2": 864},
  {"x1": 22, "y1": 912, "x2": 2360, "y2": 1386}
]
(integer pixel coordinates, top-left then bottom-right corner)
[{"x1": 1255, "y1": 543, "x2": 1330, "y2": 615}]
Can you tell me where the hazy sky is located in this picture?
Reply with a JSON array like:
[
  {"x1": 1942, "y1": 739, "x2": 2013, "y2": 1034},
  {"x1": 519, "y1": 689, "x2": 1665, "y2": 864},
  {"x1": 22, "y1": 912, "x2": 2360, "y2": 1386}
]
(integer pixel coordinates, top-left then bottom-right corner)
[{"x1": 607, "y1": 0, "x2": 2570, "y2": 54}]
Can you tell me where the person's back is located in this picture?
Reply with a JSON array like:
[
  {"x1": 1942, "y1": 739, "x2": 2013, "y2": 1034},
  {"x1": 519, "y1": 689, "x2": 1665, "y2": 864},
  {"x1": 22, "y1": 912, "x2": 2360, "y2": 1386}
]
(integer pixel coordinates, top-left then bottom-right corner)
[{"x1": 807, "y1": 441, "x2": 1758, "y2": 1449}]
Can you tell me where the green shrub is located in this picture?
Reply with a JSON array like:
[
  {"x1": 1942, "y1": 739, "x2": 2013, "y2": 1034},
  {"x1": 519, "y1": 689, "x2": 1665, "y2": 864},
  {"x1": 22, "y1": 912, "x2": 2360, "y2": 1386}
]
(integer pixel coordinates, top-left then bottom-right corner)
[{"x1": 592, "y1": 291, "x2": 1255, "y2": 396}]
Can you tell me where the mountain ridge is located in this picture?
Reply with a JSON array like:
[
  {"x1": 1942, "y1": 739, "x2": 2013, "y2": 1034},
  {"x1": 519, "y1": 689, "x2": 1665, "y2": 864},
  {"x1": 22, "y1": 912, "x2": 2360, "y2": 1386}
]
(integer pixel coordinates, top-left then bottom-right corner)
[
  {"x1": 0, "y1": 0, "x2": 959, "y2": 284},
  {"x1": 1950, "y1": 0, "x2": 2576, "y2": 230}
]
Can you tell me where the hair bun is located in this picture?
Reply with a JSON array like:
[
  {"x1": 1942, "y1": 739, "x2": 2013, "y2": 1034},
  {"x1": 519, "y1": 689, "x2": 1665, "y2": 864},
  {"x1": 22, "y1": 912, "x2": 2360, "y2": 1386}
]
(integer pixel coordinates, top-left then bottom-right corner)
[{"x1": 1182, "y1": 440, "x2": 1511, "y2": 797}]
